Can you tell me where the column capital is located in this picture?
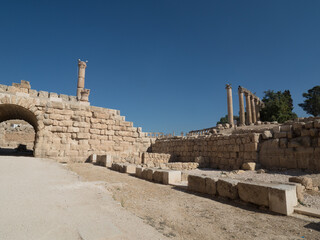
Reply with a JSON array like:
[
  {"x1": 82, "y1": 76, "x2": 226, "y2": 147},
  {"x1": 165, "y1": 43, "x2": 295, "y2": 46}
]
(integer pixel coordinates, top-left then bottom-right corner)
[
  {"x1": 238, "y1": 86, "x2": 244, "y2": 93},
  {"x1": 78, "y1": 59, "x2": 88, "y2": 69},
  {"x1": 225, "y1": 84, "x2": 232, "y2": 89}
]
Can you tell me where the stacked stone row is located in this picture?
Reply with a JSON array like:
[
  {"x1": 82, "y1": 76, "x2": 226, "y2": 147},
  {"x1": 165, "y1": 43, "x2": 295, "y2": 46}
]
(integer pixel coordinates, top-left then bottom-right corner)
[
  {"x1": 0, "y1": 83, "x2": 79, "y2": 102},
  {"x1": 260, "y1": 117, "x2": 320, "y2": 171},
  {"x1": 0, "y1": 88, "x2": 153, "y2": 163},
  {"x1": 142, "y1": 152, "x2": 171, "y2": 166},
  {"x1": 151, "y1": 133, "x2": 260, "y2": 170}
]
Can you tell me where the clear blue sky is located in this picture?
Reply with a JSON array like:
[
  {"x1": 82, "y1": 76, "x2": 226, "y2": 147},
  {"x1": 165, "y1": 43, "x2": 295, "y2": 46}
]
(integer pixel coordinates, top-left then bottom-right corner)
[{"x1": 0, "y1": 0, "x2": 319, "y2": 134}]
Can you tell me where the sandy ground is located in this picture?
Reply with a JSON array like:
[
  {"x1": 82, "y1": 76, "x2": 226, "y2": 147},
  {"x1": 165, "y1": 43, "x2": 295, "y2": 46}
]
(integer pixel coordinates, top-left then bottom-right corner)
[
  {"x1": 0, "y1": 156, "x2": 168, "y2": 240},
  {"x1": 68, "y1": 163, "x2": 320, "y2": 240}
]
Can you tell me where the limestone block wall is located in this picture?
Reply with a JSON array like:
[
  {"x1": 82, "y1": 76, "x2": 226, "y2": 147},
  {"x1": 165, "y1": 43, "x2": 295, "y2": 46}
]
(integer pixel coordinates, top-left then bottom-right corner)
[
  {"x1": 142, "y1": 152, "x2": 172, "y2": 166},
  {"x1": 0, "y1": 83, "x2": 154, "y2": 163},
  {"x1": 152, "y1": 117, "x2": 320, "y2": 172},
  {"x1": 151, "y1": 133, "x2": 260, "y2": 170},
  {"x1": 259, "y1": 117, "x2": 320, "y2": 171}
]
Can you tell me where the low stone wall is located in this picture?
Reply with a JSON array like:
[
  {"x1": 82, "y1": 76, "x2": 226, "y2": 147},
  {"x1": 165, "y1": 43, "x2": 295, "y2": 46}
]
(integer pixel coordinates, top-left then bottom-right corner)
[
  {"x1": 151, "y1": 117, "x2": 320, "y2": 172},
  {"x1": 165, "y1": 162, "x2": 199, "y2": 170},
  {"x1": 151, "y1": 133, "x2": 260, "y2": 170},
  {"x1": 142, "y1": 152, "x2": 172, "y2": 166}
]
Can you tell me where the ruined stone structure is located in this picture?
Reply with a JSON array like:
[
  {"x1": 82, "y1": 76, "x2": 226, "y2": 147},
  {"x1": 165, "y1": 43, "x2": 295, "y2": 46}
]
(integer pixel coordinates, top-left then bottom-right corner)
[
  {"x1": 0, "y1": 120, "x2": 35, "y2": 150},
  {"x1": 151, "y1": 117, "x2": 320, "y2": 172},
  {"x1": 77, "y1": 59, "x2": 90, "y2": 102},
  {"x1": 224, "y1": 85, "x2": 263, "y2": 127},
  {"x1": 1, "y1": 64, "x2": 319, "y2": 174},
  {"x1": 190, "y1": 85, "x2": 264, "y2": 136},
  {"x1": 226, "y1": 84, "x2": 234, "y2": 126},
  {"x1": 0, "y1": 79, "x2": 153, "y2": 163},
  {"x1": 238, "y1": 86, "x2": 263, "y2": 126}
]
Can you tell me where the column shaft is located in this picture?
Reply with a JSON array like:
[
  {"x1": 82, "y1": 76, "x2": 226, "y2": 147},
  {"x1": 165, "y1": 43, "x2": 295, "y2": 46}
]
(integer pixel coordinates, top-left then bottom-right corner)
[
  {"x1": 238, "y1": 88, "x2": 245, "y2": 125},
  {"x1": 245, "y1": 93, "x2": 252, "y2": 125},
  {"x1": 255, "y1": 100, "x2": 260, "y2": 121},
  {"x1": 77, "y1": 60, "x2": 87, "y2": 100},
  {"x1": 226, "y1": 84, "x2": 234, "y2": 126},
  {"x1": 251, "y1": 96, "x2": 256, "y2": 123}
]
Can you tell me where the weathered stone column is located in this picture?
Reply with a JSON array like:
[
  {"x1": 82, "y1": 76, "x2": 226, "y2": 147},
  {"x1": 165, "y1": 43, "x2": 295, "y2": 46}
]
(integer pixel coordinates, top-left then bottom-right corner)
[
  {"x1": 245, "y1": 92, "x2": 252, "y2": 125},
  {"x1": 226, "y1": 84, "x2": 234, "y2": 126},
  {"x1": 238, "y1": 86, "x2": 245, "y2": 126},
  {"x1": 77, "y1": 59, "x2": 87, "y2": 100},
  {"x1": 255, "y1": 99, "x2": 260, "y2": 121},
  {"x1": 251, "y1": 96, "x2": 256, "y2": 123}
]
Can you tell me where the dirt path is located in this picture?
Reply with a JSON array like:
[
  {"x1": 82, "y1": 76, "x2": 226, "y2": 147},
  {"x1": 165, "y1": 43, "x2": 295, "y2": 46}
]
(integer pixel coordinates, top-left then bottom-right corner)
[
  {"x1": 0, "y1": 156, "x2": 167, "y2": 240},
  {"x1": 67, "y1": 163, "x2": 320, "y2": 240}
]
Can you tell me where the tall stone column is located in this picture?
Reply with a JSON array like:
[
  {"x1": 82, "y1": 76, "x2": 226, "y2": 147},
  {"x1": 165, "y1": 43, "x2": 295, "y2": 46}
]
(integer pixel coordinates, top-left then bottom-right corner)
[
  {"x1": 245, "y1": 92, "x2": 252, "y2": 125},
  {"x1": 226, "y1": 84, "x2": 234, "y2": 126},
  {"x1": 251, "y1": 96, "x2": 256, "y2": 123},
  {"x1": 238, "y1": 86, "x2": 245, "y2": 126},
  {"x1": 255, "y1": 99, "x2": 260, "y2": 121},
  {"x1": 77, "y1": 59, "x2": 87, "y2": 100}
]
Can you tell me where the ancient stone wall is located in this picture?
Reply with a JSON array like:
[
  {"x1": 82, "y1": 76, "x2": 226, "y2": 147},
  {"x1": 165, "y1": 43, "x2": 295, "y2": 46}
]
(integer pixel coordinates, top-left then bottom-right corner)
[
  {"x1": 0, "y1": 82, "x2": 154, "y2": 163},
  {"x1": 151, "y1": 117, "x2": 320, "y2": 172},
  {"x1": 151, "y1": 133, "x2": 260, "y2": 170},
  {"x1": 142, "y1": 152, "x2": 172, "y2": 166},
  {"x1": 259, "y1": 117, "x2": 320, "y2": 171}
]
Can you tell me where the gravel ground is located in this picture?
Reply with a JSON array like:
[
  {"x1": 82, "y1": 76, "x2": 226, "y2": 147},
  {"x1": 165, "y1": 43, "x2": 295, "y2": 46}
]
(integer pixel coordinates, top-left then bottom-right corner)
[{"x1": 185, "y1": 168, "x2": 320, "y2": 209}]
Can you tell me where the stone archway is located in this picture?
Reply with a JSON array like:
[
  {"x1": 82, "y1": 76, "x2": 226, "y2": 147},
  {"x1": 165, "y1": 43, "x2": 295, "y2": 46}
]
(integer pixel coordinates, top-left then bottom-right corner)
[{"x1": 0, "y1": 104, "x2": 39, "y2": 156}]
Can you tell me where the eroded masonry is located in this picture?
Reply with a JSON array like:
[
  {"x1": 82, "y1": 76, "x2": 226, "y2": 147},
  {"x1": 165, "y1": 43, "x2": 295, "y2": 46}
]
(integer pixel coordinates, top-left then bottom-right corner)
[
  {"x1": 0, "y1": 63, "x2": 319, "y2": 173},
  {"x1": 0, "y1": 60, "x2": 153, "y2": 162}
]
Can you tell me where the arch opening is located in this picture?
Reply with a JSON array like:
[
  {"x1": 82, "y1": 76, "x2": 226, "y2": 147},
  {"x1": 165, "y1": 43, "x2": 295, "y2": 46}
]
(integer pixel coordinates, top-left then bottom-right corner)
[{"x1": 0, "y1": 104, "x2": 38, "y2": 156}]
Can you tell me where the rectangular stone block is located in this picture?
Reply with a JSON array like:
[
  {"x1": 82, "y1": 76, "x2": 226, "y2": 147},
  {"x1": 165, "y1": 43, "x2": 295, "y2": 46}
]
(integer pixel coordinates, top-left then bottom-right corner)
[
  {"x1": 29, "y1": 89, "x2": 38, "y2": 97},
  {"x1": 38, "y1": 91, "x2": 49, "y2": 98},
  {"x1": 269, "y1": 184, "x2": 297, "y2": 215},
  {"x1": 237, "y1": 181, "x2": 271, "y2": 207},
  {"x1": 163, "y1": 170, "x2": 181, "y2": 185},
  {"x1": 141, "y1": 168, "x2": 154, "y2": 181},
  {"x1": 77, "y1": 133, "x2": 90, "y2": 139},
  {"x1": 205, "y1": 177, "x2": 217, "y2": 195},
  {"x1": 188, "y1": 175, "x2": 206, "y2": 193},
  {"x1": 124, "y1": 164, "x2": 136, "y2": 174},
  {"x1": 135, "y1": 166, "x2": 145, "y2": 178},
  {"x1": 217, "y1": 179, "x2": 239, "y2": 200},
  {"x1": 111, "y1": 162, "x2": 122, "y2": 172},
  {"x1": 153, "y1": 170, "x2": 165, "y2": 183},
  {"x1": 97, "y1": 155, "x2": 112, "y2": 167},
  {"x1": 118, "y1": 164, "x2": 126, "y2": 173}
]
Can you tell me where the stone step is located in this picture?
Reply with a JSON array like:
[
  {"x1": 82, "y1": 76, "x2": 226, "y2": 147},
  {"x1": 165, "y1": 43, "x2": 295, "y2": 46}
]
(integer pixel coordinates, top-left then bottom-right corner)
[{"x1": 294, "y1": 206, "x2": 320, "y2": 218}]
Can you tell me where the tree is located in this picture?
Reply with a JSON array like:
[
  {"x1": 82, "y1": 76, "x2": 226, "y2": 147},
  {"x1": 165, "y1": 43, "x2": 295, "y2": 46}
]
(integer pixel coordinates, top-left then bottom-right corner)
[
  {"x1": 217, "y1": 115, "x2": 239, "y2": 125},
  {"x1": 260, "y1": 90, "x2": 297, "y2": 123},
  {"x1": 298, "y1": 86, "x2": 320, "y2": 117}
]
